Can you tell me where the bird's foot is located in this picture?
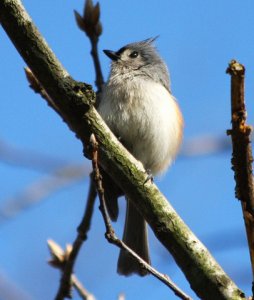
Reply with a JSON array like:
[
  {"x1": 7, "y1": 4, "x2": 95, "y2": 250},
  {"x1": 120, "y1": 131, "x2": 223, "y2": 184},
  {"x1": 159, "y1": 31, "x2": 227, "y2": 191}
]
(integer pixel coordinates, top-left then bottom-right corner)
[{"x1": 143, "y1": 169, "x2": 154, "y2": 185}]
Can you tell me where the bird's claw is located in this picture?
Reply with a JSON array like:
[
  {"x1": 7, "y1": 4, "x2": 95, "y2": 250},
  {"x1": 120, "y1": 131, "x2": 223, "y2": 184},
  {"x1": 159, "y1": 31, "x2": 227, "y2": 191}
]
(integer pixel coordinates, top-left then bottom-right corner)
[{"x1": 143, "y1": 169, "x2": 154, "y2": 185}]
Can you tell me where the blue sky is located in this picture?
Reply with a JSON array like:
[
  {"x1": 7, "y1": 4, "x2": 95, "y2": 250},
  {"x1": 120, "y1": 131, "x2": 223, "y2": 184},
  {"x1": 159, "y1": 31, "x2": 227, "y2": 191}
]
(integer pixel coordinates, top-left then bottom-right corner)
[{"x1": 1, "y1": 0, "x2": 254, "y2": 299}]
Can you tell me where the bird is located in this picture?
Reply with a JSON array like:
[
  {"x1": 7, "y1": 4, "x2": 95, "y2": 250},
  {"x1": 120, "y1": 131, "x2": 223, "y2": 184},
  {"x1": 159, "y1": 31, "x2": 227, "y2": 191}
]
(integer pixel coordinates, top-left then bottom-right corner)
[{"x1": 97, "y1": 37, "x2": 183, "y2": 276}]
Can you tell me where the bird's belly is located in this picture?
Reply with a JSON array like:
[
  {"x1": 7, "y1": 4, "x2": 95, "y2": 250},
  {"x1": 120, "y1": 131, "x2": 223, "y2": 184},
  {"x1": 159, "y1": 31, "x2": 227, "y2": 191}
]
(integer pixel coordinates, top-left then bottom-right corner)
[{"x1": 99, "y1": 81, "x2": 183, "y2": 174}]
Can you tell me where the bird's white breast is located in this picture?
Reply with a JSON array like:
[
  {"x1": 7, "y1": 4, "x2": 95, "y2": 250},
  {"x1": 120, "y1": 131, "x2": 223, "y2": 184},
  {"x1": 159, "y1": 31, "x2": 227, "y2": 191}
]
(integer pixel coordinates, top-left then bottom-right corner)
[{"x1": 98, "y1": 75, "x2": 183, "y2": 174}]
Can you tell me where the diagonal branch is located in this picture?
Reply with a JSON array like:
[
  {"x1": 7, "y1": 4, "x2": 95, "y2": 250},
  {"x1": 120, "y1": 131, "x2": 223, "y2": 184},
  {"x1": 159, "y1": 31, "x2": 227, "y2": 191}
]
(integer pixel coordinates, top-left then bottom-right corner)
[
  {"x1": 0, "y1": 1, "x2": 246, "y2": 299},
  {"x1": 227, "y1": 60, "x2": 254, "y2": 296}
]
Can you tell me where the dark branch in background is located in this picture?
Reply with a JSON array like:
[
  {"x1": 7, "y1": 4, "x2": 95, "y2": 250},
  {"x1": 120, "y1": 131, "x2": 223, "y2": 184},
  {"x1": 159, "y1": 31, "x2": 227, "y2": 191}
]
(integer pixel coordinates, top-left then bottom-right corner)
[
  {"x1": 0, "y1": 1, "x2": 246, "y2": 299},
  {"x1": 89, "y1": 134, "x2": 192, "y2": 300},
  {"x1": 0, "y1": 133, "x2": 238, "y2": 226},
  {"x1": 227, "y1": 60, "x2": 254, "y2": 296},
  {"x1": 48, "y1": 240, "x2": 95, "y2": 300},
  {"x1": 74, "y1": 0, "x2": 104, "y2": 92},
  {"x1": 54, "y1": 175, "x2": 97, "y2": 300},
  {"x1": 54, "y1": 2, "x2": 104, "y2": 298}
]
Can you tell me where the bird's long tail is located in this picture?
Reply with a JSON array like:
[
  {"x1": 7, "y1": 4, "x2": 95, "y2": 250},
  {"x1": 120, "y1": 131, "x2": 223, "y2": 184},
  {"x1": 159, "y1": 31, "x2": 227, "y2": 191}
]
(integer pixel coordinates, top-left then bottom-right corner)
[{"x1": 117, "y1": 198, "x2": 150, "y2": 276}]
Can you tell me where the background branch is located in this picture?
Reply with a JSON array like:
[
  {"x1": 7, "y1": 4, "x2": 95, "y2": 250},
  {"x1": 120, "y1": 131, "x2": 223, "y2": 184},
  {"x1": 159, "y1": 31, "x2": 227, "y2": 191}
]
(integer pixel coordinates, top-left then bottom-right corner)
[
  {"x1": 0, "y1": 133, "x2": 237, "y2": 226},
  {"x1": 0, "y1": 164, "x2": 89, "y2": 224},
  {"x1": 0, "y1": 271, "x2": 33, "y2": 300},
  {"x1": 0, "y1": 139, "x2": 67, "y2": 172},
  {"x1": 53, "y1": 1, "x2": 104, "y2": 295},
  {"x1": 0, "y1": 1, "x2": 246, "y2": 299}
]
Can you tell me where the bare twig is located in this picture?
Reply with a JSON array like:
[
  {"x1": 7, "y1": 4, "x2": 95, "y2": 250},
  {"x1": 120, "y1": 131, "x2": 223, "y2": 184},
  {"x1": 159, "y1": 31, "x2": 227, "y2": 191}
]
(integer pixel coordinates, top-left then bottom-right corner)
[
  {"x1": 226, "y1": 60, "x2": 254, "y2": 213},
  {"x1": 24, "y1": 67, "x2": 68, "y2": 119},
  {"x1": 89, "y1": 134, "x2": 192, "y2": 300},
  {"x1": 227, "y1": 60, "x2": 254, "y2": 296},
  {"x1": 25, "y1": 67, "x2": 52, "y2": 102},
  {"x1": 53, "y1": 175, "x2": 97, "y2": 299},
  {"x1": 48, "y1": 240, "x2": 96, "y2": 300},
  {"x1": 74, "y1": 0, "x2": 104, "y2": 92},
  {"x1": 77, "y1": 174, "x2": 97, "y2": 237}
]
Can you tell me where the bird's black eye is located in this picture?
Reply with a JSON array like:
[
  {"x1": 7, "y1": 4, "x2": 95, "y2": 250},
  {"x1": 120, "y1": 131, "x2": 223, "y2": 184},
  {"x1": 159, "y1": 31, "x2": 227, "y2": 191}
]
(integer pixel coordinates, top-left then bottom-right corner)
[{"x1": 129, "y1": 51, "x2": 139, "y2": 58}]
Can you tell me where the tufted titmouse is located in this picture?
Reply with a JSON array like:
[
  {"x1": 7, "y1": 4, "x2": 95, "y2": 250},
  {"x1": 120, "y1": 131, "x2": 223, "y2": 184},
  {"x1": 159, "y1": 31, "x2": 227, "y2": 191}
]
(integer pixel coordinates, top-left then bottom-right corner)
[{"x1": 98, "y1": 38, "x2": 183, "y2": 276}]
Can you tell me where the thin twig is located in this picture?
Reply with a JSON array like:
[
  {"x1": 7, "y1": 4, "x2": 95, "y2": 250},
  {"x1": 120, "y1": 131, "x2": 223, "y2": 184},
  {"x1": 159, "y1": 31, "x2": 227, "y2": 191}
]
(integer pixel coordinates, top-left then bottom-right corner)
[
  {"x1": 227, "y1": 60, "x2": 254, "y2": 296},
  {"x1": 77, "y1": 174, "x2": 97, "y2": 235},
  {"x1": 24, "y1": 67, "x2": 62, "y2": 113},
  {"x1": 48, "y1": 240, "x2": 96, "y2": 300},
  {"x1": 89, "y1": 35, "x2": 104, "y2": 92},
  {"x1": 74, "y1": 0, "x2": 104, "y2": 92},
  {"x1": 89, "y1": 134, "x2": 192, "y2": 300},
  {"x1": 54, "y1": 176, "x2": 97, "y2": 300}
]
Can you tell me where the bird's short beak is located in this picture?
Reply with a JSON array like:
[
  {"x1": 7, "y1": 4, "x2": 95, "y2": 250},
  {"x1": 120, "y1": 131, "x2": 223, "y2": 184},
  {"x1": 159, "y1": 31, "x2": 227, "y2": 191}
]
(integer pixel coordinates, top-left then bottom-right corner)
[{"x1": 103, "y1": 50, "x2": 120, "y2": 61}]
